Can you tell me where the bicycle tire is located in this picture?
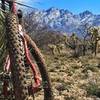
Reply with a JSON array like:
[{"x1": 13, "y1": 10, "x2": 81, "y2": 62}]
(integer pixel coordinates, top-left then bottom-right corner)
[
  {"x1": 24, "y1": 34, "x2": 54, "y2": 100},
  {"x1": 5, "y1": 13, "x2": 53, "y2": 100},
  {"x1": 6, "y1": 13, "x2": 32, "y2": 100}
]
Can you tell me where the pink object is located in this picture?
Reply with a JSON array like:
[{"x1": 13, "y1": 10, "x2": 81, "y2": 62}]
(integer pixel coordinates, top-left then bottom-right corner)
[
  {"x1": 22, "y1": 36, "x2": 41, "y2": 87},
  {"x1": 12, "y1": 2, "x2": 16, "y2": 14},
  {"x1": 4, "y1": 55, "x2": 10, "y2": 73}
]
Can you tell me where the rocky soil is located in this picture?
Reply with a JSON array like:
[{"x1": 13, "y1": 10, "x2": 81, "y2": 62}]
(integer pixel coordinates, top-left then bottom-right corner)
[{"x1": 42, "y1": 53, "x2": 100, "y2": 100}]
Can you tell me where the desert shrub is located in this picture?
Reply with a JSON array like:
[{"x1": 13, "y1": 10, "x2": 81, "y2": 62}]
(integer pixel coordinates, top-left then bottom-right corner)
[
  {"x1": 86, "y1": 83, "x2": 100, "y2": 97},
  {"x1": 82, "y1": 64, "x2": 98, "y2": 73},
  {"x1": 66, "y1": 67, "x2": 76, "y2": 76}
]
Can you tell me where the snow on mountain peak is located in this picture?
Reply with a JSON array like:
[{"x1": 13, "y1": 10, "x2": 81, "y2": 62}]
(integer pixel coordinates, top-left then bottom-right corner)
[
  {"x1": 79, "y1": 10, "x2": 93, "y2": 19},
  {"x1": 26, "y1": 8, "x2": 100, "y2": 34}
]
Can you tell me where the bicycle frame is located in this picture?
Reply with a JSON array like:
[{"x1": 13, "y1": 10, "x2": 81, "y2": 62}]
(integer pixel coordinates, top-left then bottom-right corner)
[{"x1": 0, "y1": 0, "x2": 42, "y2": 97}]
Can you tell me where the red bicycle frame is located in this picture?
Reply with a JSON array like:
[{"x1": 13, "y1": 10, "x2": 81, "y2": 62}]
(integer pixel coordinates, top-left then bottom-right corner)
[{"x1": 1, "y1": 0, "x2": 41, "y2": 97}]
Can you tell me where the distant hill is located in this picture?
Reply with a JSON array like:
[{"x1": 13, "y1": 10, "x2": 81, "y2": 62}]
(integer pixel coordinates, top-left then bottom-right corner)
[{"x1": 29, "y1": 29, "x2": 66, "y2": 50}]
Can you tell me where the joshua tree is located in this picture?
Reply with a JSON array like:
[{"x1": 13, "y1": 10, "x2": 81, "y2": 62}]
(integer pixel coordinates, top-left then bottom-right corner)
[
  {"x1": 88, "y1": 26, "x2": 100, "y2": 56},
  {"x1": 78, "y1": 23, "x2": 92, "y2": 56},
  {"x1": 62, "y1": 34, "x2": 68, "y2": 45},
  {"x1": 69, "y1": 33, "x2": 79, "y2": 57},
  {"x1": 70, "y1": 33, "x2": 77, "y2": 48}
]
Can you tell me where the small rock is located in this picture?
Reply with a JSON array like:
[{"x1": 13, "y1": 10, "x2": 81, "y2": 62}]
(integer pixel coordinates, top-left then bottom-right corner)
[{"x1": 55, "y1": 83, "x2": 66, "y2": 91}]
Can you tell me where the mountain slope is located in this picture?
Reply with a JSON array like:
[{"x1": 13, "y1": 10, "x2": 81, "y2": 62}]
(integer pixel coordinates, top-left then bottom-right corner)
[{"x1": 25, "y1": 8, "x2": 100, "y2": 34}]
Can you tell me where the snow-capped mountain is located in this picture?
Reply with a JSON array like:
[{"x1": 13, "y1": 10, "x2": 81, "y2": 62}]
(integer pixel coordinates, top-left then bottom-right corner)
[{"x1": 26, "y1": 7, "x2": 100, "y2": 34}]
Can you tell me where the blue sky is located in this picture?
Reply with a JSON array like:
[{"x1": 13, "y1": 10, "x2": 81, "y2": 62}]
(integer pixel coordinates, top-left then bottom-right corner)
[{"x1": 19, "y1": 0, "x2": 100, "y2": 14}]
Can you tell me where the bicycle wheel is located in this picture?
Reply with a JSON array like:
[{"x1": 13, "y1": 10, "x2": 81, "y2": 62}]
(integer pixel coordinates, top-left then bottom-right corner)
[
  {"x1": 6, "y1": 13, "x2": 32, "y2": 100},
  {"x1": 24, "y1": 34, "x2": 54, "y2": 100},
  {"x1": 5, "y1": 13, "x2": 53, "y2": 100}
]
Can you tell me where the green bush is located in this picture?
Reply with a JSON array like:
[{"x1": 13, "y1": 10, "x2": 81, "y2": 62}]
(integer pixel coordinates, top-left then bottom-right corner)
[{"x1": 86, "y1": 83, "x2": 100, "y2": 97}]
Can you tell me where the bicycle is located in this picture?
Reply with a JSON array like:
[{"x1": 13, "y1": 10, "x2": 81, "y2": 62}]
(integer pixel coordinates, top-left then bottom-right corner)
[{"x1": 0, "y1": 0, "x2": 53, "y2": 100}]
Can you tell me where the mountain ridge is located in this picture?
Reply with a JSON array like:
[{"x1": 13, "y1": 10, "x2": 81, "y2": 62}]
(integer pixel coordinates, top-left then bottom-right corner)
[{"x1": 25, "y1": 7, "x2": 100, "y2": 35}]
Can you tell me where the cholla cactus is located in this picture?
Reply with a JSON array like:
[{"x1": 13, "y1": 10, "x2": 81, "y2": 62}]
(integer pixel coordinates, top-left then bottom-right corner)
[
  {"x1": 48, "y1": 44, "x2": 57, "y2": 55},
  {"x1": 48, "y1": 43, "x2": 65, "y2": 55},
  {"x1": 56, "y1": 43, "x2": 65, "y2": 54}
]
